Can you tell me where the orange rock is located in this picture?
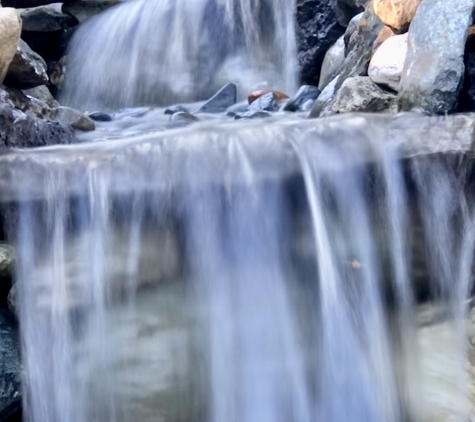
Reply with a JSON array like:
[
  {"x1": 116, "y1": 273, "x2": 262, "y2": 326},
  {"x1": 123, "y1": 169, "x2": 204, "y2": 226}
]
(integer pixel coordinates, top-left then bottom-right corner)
[{"x1": 248, "y1": 89, "x2": 289, "y2": 104}]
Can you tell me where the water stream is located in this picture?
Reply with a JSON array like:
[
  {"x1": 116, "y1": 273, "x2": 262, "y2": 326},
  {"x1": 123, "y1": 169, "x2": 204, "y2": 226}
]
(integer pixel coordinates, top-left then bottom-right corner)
[
  {"x1": 0, "y1": 113, "x2": 474, "y2": 422},
  {"x1": 1, "y1": 0, "x2": 475, "y2": 421}
]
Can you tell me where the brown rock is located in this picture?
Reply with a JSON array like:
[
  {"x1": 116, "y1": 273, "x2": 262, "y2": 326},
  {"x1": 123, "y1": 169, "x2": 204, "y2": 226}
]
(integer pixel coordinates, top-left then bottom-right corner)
[
  {"x1": 248, "y1": 90, "x2": 289, "y2": 105},
  {"x1": 0, "y1": 8, "x2": 22, "y2": 84},
  {"x1": 373, "y1": 0, "x2": 423, "y2": 33}
]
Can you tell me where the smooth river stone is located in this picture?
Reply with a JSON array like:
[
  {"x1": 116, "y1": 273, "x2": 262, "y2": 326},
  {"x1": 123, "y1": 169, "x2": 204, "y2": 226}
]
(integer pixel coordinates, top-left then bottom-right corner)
[{"x1": 398, "y1": 0, "x2": 474, "y2": 114}]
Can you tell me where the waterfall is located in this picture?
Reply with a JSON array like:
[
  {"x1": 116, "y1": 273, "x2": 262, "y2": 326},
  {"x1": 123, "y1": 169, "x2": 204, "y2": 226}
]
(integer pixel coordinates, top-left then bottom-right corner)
[
  {"x1": 60, "y1": 0, "x2": 298, "y2": 110},
  {"x1": 1, "y1": 114, "x2": 474, "y2": 422}
]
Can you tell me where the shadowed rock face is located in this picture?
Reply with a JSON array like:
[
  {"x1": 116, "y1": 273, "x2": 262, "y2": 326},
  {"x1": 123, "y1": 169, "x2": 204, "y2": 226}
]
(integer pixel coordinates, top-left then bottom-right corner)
[{"x1": 398, "y1": 0, "x2": 475, "y2": 114}]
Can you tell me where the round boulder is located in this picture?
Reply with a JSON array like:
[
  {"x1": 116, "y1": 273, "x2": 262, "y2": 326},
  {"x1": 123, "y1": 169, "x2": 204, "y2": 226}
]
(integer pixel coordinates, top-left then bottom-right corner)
[{"x1": 0, "y1": 8, "x2": 22, "y2": 84}]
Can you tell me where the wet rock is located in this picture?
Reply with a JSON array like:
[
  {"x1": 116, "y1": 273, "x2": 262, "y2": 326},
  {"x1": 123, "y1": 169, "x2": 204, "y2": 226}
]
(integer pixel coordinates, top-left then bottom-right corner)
[
  {"x1": 0, "y1": 245, "x2": 14, "y2": 280},
  {"x1": 373, "y1": 0, "x2": 423, "y2": 33},
  {"x1": 46, "y1": 56, "x2": 66, "y2": 94},
  {"x1": 0, "y1": 102, "x2": 74, "y2": 147},
  {"x1": 283, "y1": 85, "x2": 320, "y2": 112},
  {"x1": 337, "y1": 0, "x2": 368, "y2": 22},
  {"x1": 301, "y1": 99, "x2": 315, "y2": 111},
  {"x1": 1, "y1": 85, "x2": 51, "y2": 119},
  {"x1": 0, "y1": 8, "x2": 22, "y2": 84},
  {"x1": 235, "y1": 110, "x2": 271, "y2": 120},
  {"x1": 20, "y1": 3, "x2": 73, "y2": 32},
  {"x1": 23, "y1": 85, "x2": 59, "y2": 108},
  {"x1": 0, "y1": 309, "x2": 21, "y2": 421},
  {"x1": 225, "y1": 101, "x2": 249, "y2": 116},
  {"x1": 20, "y1": 4, "x2": 77, "y2": 60},
  {"x1": 337, "y1": 3, "x2": 384, "y2": 90},
  {"x1": 198, "y1": 83, "x2": 236, "y2": 113},
  {"x1": 458, "y1": 36, "x2": 475, "y2": 112},
  {"x1": 398, "y1": 0, "x2": 474, "y2": 114},
  {"x1": 52, "y1": 106, "x2": 95, "y2": 131},
  {"x1": 5, "y1": 39, "x2": 49, "y2": 89},
  {"x1": 248, "y1": 89, "x2": 288, "y2": 104},
  {"x1": 318, "y1": 36, "x2": 345, "y2": 90},
  {"x1": 164, "y1": 105, "x2": 189, "y2": 115},
  {"x1": 248, "y1": 92, "x2": 277, "y2": 112},
  {"x1": 331, "y1": 76, "x2": 397, "y2": 114},
  {"x1": 343, "y1": 12, "x2": 363, "y2": 54},
  {"x1": 368, "y1": 33, "x2": 407, "y2": 91},
  {"x1": 88, "y1": 111, "x2": 112, "y2": 122},
  {"x1": 310, "y1": 75, "x2": 340, "y2": 117},
  {"x1": 62, "y1": 0, "x2": 123, "y2": 23},
  {"x1": 295, "y1": 0, "x2": 346, "y2": 86},
  {"x1": 3, "y1": 0, "x2": 61, "y2": 6},
  {"x1": 169, "y1": 112, "x2": 199, "y2": 122}
]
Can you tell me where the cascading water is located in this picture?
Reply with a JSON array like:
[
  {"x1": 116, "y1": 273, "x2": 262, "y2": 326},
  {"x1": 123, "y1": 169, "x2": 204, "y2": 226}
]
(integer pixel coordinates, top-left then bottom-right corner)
[
  {"x1": 1, "y1": 113, "x2": 475, "y2": 422},
  {"x1": 60, "y1": 0, "x2": 297, "y2": 109}
]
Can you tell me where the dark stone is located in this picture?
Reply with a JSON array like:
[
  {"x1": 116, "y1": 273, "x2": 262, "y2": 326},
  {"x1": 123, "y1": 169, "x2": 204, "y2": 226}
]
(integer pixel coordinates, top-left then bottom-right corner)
[
  {"x1": 234, "y1": 110, "x2": 271, "y2": 120},
  {"x1": 295, "y1": 0, "x2": 346, "y2": 86},
  {"x1": 0, "y1": 309, "x2": 21, "y2": 421},
  {"x1": 337, "y1": 0, "x2": 369, "y2": 23},
  {"x1": 5, "y1": 40, "x2": 49, "y2": 90},
  {"x1": 1, "y1": 85, "x2": 51, "y2": 119},
  {"x1": 248, "y1": 92, "x2": 276, "y2": 111},
  {"x1": 284, "y1": 85, "x2": 321, "y2": 111},
  {"x1": 164, "y1": 105, "x2": 189, "y2": 115},
  {"x1": 88, "y1": 111, "x2": 112, "y2": 122},
  {"x1": 336, "y1": 3, "x2": 384, "y2": 91},
  {"x1": 62, "y1": 0, "x2": 123, "y2": 23},
  {"x1": 2, "y1": 0, "x2": 60, "y2": 6},
  {"x1": 458, "y1": 36, "x2": 475, "y2": 112},
  {"x1": 198, "y1": 83, "x2": 236, "y2": 113},
  {"x1": 20, "y1": 4, "x2": 78, "y2": 61},
  {"x1": 398, "y1": 0, "x2": 474, "y2": 114}
]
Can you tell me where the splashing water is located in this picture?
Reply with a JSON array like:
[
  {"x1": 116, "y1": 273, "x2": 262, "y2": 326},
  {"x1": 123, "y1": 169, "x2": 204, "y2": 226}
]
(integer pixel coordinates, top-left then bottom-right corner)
[
  {"x1": 1, "y1": 113, "x2": 475, "y2": 422},
  {"x1": 61, "y1": 0, "x2": 297, "y2": 110}
]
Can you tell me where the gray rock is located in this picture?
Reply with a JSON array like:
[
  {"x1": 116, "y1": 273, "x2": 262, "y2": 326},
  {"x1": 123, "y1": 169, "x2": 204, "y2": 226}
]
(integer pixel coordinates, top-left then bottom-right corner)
[
  {"x1": 164, "y1": 105, "x2": 189, "y2": 115},
  {"x1": 1, "y1": 85, "x2": 51, "y2": 119},
  {"x1": 301, "y1": 99, "x2": 315, "y2": 111},
  {"x1": 398, "y1": 0, "x2": 474, "y2": 114},
  {"x1": 318, "y1": 35, "x2": 345, "y2": 90},
  {"x1": 52, "y1": 106, "x2": 95, "y2": 131},
  {"x1": 336, "y1": 3, "x2": 384, "y2": 91},
  {"x1": 198, "y1": 83, "x2": 236, "y2": 113},
  {"x1": 296, "y1": 0, "x2": 346, "y2": 86},
  {"x1": 330, "y1": 76, "x2": 397, "y2": 114},
  {"x1": 169, "y1": 111, "x2": 199, "y2": 122},
  {"x1": 343, "y1": 12, "x2": 363, "y2": 55},
  {"x1": 248, "y1": 92, "x2": 276, "y2": 112},
  {"x1": 5, "y1": 39, "x2": 49, "y2": 89},
  {"x1": 225, "y1": 101, "x2": 249, "y2": 116},
  {"x1": 20, "y1": 3, "x2": 74, "y2": 32},
  {"x1": 235, "y1": 110, "x2": 271, "y2": 120},
  {"x1": 0, "y1": 102, "x2": 74, "y2": 147},
  {"x1": 23, "y1": 85, "x2": 59, "y2": 108},
  {"x1": 310, "y1": 75, "x2": 340, "y2": 117},
  {"x1": 0, "y1": 309, "x2": 21, "y2": 420},
  {"x1": 283, "y1": 85, "x2": 320, "y2": 111},
  {"x1": 0, "y1": 245, "x2": 14, "y2": 279},
  {"x1": 87, "y1": 111, "x2": 112, "y2": 122},
  {"x1": 62, "y1": 0, "x2": 123, "y2": 23}
]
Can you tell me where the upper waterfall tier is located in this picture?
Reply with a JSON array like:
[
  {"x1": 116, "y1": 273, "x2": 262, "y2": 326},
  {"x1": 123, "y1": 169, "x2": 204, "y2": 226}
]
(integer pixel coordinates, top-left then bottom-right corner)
[{"x1": 61, "y1": 0, "x2": 298, "y2": 110}]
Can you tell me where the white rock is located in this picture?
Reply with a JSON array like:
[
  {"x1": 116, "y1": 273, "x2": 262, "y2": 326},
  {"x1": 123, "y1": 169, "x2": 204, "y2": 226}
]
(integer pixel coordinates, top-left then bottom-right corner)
[
  {"x1": 368, "y1": 33, "x2": 408, "y2": 92},
  {"x1": 0, "y1": 8, "x2": 21, "y2": 84}
]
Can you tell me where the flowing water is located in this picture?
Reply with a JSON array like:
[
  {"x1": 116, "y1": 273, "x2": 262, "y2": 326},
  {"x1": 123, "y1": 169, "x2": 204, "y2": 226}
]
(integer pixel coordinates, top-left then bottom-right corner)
[
  {"x1": 1, "y1": 112, "x2": 475, "y2": 422},
  {"x1": 1, "y1": 0, "x2": 475, "y2": 421},
  {"x1": 61, "y1": 0, "x2": 297, "y2": 110}
]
